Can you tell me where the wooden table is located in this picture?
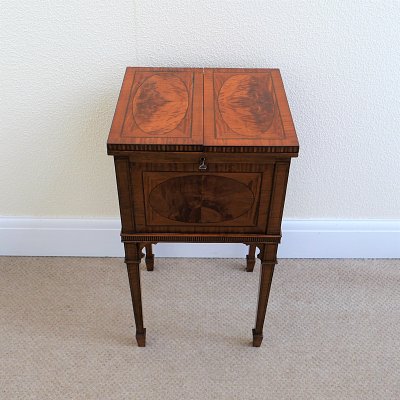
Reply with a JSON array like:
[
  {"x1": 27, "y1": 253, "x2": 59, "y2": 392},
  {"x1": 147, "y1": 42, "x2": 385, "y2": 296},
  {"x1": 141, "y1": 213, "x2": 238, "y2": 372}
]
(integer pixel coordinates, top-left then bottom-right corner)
[{"x1": 107, "y1": 67, "x2": 299, "y2": 347}]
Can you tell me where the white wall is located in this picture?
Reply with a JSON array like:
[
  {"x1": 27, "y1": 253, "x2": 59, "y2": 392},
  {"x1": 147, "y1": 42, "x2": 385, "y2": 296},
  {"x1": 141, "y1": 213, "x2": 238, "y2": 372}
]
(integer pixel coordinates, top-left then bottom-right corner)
[{"x1": 1, "y1": 0, "x2": 400, "y2": 220}]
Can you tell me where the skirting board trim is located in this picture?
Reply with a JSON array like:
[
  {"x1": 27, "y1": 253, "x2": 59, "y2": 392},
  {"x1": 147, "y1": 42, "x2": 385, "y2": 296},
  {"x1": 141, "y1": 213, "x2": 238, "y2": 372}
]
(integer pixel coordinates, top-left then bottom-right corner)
[{"x1": 0, "y1": 218, "x2": 399, "y2": 258}]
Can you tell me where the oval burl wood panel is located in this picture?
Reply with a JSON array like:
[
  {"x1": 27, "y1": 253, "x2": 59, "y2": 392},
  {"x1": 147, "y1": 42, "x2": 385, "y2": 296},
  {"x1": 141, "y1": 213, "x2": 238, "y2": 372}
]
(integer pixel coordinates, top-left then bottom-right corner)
[
  {"x1": 149, "y1": 175, "x2": 255, "y2": 224},
  {"x1": 218, "y1": 74, "x2": 275, "y2": 136},
  {"x1": 132, "y1": 74, "x2": 189, "y2": 135}
]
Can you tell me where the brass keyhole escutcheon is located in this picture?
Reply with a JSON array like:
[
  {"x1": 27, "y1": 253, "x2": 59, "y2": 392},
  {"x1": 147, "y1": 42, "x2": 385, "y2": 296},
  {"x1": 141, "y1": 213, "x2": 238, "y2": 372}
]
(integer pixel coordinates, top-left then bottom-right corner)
[{"x1": 199, "y1": 157, "x2": 207, "y2": 171}]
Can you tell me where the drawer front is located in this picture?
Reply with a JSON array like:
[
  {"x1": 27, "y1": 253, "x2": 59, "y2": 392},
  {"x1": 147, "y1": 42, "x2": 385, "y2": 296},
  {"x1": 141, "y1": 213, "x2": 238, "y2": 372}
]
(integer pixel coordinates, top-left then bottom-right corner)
[{"x1": 129, "y1": 153, "x2": 276, "y2": 234}]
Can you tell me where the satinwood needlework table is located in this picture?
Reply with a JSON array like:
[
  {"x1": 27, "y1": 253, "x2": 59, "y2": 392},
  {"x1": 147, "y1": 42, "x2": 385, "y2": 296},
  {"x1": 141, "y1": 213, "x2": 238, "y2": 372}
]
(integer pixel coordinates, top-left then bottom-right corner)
[{"x1": 107, "y1": 67, "x2": 299, "y2": 347}]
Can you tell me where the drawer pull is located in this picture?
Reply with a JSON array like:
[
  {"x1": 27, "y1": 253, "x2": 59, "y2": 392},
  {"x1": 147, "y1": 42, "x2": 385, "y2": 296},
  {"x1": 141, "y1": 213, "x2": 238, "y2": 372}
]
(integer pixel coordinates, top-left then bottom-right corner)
[{"x1": 199, "y1": 157, "x2": 207, "y2": 171}]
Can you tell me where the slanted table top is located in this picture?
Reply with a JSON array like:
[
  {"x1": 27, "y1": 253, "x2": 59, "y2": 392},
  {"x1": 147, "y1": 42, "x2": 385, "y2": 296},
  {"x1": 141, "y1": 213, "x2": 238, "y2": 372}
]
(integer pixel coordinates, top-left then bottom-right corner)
[{"x1": 107, "y1": 67, "x2": 298, "y2": 155}]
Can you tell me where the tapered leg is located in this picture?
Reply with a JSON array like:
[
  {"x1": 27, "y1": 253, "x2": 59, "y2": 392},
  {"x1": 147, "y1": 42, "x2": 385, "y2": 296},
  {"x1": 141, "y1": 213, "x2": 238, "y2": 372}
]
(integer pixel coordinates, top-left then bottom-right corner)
[
  {"x1": 246, "y1": 244, "x2": 257, "y2": 272},
  {"x1": 145, "y1": 244, "x2": 154, "y2": 271},
  {"x1": 124, "y1": 243, "x2": 146, "y2": 347},
  {"x1": 252, "y1": 243, "x2": 278, "y2": 347}
]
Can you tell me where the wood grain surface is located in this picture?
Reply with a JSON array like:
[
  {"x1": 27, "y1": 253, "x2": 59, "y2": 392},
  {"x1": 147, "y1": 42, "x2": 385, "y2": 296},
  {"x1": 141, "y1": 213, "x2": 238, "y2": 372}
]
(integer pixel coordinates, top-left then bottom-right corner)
[
  {"x1": 148, "y1": 174, "x2": 255, "y2": 224},
  {"x1": 107, "y1": 67, "x2": 299, "y2": 154},
  {"x1": 132, "y1": 74, "x2": 189, "y2": 135},
  {"x1": 108, "y1": 67, "x2": 299, "y2": 347},
  {"x1": 131, "y1": 162, "x2": 273, "y2": 233},
  {"x1": 108, "y1": 68, "x2": 203, "y2": 149},
  {"x1": 217, "y1": 73, "x2": 276, "y2": 136}
]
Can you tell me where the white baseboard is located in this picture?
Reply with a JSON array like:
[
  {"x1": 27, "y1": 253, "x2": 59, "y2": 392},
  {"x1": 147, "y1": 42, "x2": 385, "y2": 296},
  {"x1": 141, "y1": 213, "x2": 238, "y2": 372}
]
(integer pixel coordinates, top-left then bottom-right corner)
[{"x1": 0, "y1": 218, "x2": 399, "y2": 258}]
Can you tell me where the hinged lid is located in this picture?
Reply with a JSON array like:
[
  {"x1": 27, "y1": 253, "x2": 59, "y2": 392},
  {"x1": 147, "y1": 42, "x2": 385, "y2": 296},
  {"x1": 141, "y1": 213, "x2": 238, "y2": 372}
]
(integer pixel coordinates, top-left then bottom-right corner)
[{"x1": 107, "y1": 67, "x2": 298, "y2": 155}]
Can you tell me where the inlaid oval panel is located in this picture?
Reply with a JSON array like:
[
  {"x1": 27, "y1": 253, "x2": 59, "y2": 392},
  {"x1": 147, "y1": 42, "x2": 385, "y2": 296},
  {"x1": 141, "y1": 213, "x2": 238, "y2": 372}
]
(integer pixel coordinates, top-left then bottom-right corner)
[
  {"x1": 218, "y1": 74, "x2": 275, "y2": 136},
  {"x1": 149, "y1": 175, "x2": 255, "y2": 224},
  {"x1": 132, "y1": 74, "x2": 189, "y2": 134}
]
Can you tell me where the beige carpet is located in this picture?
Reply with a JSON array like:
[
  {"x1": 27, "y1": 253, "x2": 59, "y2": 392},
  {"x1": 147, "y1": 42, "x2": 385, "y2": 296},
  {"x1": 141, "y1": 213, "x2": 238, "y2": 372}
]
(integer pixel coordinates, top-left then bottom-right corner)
[{"x1": 0, "y1": 257, "x2": 399, "y2": 399}]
